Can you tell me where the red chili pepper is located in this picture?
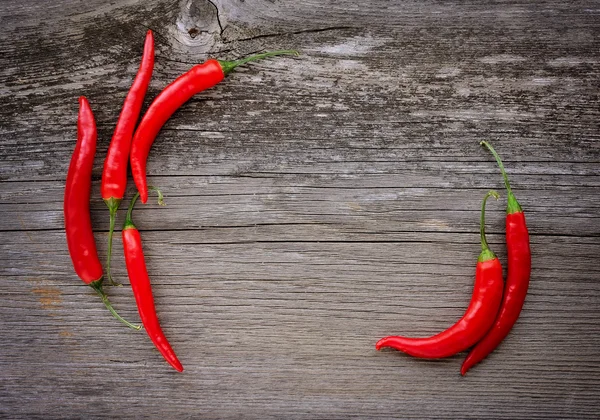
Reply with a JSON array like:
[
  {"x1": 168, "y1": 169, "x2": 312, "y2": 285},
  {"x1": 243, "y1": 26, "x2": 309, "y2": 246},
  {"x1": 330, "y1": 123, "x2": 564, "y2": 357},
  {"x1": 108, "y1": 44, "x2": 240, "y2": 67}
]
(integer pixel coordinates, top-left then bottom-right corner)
[
  {"x1": 376, "y1": 191, "x2": 504, "y2": 358},
  {"x1": 130, "y1": 50, "x2": 298, "y2": 203},
  {"x1": 122, "y1": 188, "x2": 183, "y2": 372},
  {"x1": 65, "y1": 97, "x2": 141, "y2": 330},
  {"x1": 101, "y1": 30, "x2": 155, "y2": 285},
  {"x1": 461, "y1": 142, "x2": 532, "y2": 375}
]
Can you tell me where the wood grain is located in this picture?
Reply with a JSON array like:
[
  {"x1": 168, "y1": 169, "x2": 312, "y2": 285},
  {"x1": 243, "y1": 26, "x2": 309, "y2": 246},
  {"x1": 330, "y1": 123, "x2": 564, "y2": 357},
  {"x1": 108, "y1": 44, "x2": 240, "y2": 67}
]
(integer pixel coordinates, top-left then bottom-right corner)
[{"x1": 1, "y1": 0, "x2": 599, "y2": 418}]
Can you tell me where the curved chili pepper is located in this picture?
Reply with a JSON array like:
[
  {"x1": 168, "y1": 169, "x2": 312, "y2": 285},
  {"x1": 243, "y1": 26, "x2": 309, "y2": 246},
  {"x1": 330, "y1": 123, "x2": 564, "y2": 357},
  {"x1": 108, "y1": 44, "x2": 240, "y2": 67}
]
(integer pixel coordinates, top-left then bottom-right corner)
[
  {"x1": 64, "y1": 97, "x2": 141, "y2": 330},
  {"x1": 130, "y1": 50, "x2": 298, "y2": 203},
  {"x1": 101, "y1": 30, "x2": 155, "y2": 285},
  {"x1": 122, "y1": 188, "x2": 183, "y2": 372},
  {"x1": 376, "y1": 191, "x2": 504, "y2": 358},
  {"x1": 461, "y1": 142, "x2": 532, "y2": 375}
]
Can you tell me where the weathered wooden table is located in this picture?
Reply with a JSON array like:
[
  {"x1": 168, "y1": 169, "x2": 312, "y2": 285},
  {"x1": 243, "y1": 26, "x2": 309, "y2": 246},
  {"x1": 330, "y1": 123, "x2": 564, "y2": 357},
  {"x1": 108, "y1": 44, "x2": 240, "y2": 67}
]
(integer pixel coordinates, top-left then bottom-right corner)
[{"x1": 1, "y1": 0, "x2": 599, "y2": 418}]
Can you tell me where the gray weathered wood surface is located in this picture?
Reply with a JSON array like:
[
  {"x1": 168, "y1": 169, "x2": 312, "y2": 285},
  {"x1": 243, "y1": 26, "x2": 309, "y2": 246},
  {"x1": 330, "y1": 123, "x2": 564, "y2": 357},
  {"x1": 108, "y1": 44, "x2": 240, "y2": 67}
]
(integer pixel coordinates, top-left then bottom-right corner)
[{"x1": 1, "y1": 0, "x2": 599, "y2": 418}]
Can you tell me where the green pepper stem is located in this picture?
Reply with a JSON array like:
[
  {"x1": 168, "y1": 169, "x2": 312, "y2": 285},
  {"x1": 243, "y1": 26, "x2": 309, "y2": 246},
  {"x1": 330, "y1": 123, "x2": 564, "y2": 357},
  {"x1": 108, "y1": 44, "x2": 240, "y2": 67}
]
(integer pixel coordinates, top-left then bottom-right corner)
[
  {"x1": 479, "y1": 190, "x2": 499, "y2": 262},
  {"x1": 480, "y1": 141, "x2": 522, "y2": 214},
  {"x1": 480, "y1": 141, "x2": 513, "y2": 194},
  {"x1": 104, "y1": 198, "x2": 122, "y2": 286},
  {"x1": 218, "y1": 50, "x2": 299, "y2": 76},
  {"x1": 89, "y1": 280, "x2": 141, "y2": 330},
  {"x1": 124, "y1": 193, "x2": 140, "y2": 230},
  {"x1": 124, "y1": 187, "x2": 165, "y2": 230}
]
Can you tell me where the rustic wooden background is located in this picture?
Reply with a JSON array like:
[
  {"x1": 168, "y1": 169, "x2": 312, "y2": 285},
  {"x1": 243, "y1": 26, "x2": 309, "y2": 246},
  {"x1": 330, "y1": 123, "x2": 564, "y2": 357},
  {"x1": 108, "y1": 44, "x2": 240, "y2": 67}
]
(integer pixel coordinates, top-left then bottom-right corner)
[{"x1": 1, "y1": 0, "x2": 599, "y2": 418}]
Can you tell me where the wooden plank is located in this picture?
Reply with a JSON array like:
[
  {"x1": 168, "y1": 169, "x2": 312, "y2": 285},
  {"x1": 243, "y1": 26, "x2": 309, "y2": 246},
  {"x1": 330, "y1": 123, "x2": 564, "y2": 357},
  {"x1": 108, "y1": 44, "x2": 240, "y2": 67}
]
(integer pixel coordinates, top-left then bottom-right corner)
[
  {"x1": 3, "y1": 181, "x2": 600, "y2": 237},
  {"x1": 1, "y1": 0, "x2": 599, "y2": 418}
]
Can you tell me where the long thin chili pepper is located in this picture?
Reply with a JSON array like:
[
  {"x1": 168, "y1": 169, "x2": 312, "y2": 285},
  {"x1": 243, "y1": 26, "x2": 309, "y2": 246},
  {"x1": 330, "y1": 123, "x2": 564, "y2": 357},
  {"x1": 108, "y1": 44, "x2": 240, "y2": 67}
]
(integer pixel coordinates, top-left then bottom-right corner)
[
  {"x1": 376, "y1": 191, "x2": 504, "y2": 358},
  {"x1": 101, "y1": 30, "x2": 155, "y2": 285},
  {"x1": 461, "y1": 142, "x2": 532, "y2": 375},
  {"x1": 130, "y1": 50, "x2": 298, "y2": 203},
  {"x1": 122, "y1": 188, "x2": 183, "y2": 372},
  {"x1": 64, "y1": 96, "x2": 141, "y2": 331}
]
